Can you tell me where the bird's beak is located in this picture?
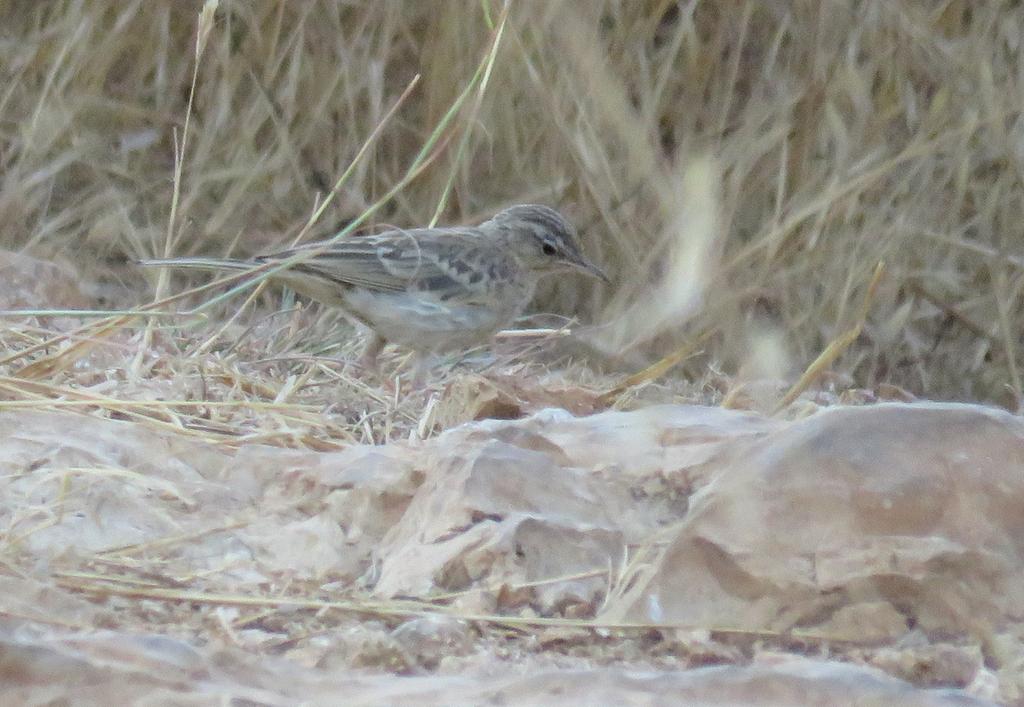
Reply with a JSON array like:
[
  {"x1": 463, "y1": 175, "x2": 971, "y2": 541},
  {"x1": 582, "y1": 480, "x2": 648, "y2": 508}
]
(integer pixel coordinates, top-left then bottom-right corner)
[{"x1": 573, "y1": 257, "x2": 611, "y2": 284}]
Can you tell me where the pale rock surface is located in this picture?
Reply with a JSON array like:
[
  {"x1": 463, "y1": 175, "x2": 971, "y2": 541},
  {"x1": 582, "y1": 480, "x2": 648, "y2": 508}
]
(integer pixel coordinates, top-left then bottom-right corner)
[
  {"x1": 0, "y1": 250, "x2": 89, "y2": 309},
  {"x1": 601, "y1": 403, "x2": 1024, "y2": 642},
  {"x1": 0, "y1": 401, "x2": 1020, "y2": 703},
  {"x1": 0, "y1": 629, "x2": 995, "y2": 705}
]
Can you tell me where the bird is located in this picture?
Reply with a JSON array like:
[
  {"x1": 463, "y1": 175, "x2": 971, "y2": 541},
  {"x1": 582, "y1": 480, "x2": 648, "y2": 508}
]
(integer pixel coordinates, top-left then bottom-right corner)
[{"x1": 139, "y1": 204, "x2": 608, "y2": 373}]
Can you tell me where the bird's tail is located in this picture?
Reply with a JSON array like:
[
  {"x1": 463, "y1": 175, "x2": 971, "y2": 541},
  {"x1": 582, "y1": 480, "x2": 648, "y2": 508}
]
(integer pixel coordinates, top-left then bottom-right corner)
[{"x1": 136, "y1": 257, "x2": 253, "y2": 272}]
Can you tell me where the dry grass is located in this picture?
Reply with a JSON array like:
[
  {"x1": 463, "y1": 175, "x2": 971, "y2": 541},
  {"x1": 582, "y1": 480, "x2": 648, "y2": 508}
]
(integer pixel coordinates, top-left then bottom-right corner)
[
  {"x1": 2, "y1": 0, "x2": 1023, "y2": 409},
  {"x1": 1, "y1": 6, "x2": 1021, "y2": 696}
]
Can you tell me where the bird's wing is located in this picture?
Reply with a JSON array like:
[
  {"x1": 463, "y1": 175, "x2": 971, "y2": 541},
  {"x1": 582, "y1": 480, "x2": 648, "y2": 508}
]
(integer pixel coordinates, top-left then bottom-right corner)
[{"x1": 258, "y1": 228, "x2": 509, "y2": 302}]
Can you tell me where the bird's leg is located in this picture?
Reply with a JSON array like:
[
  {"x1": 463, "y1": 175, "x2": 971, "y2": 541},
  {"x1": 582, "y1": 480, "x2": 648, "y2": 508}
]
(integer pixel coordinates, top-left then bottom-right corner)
[
  {"x1": 357, "y1": 333, "x2": 385, "y2": 371},
  {"x1": 403, "y1": 350, "x2": 442, "y2": 390},
  {"x1": 409, "y1": 353, "x2": 430, "y2": 389}
]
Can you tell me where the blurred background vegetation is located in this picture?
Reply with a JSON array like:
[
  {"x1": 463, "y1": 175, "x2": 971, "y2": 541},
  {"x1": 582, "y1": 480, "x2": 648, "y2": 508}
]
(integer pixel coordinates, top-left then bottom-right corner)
[{"x1": 2, "y1": 0, "x2": 1023, "y2": 405}]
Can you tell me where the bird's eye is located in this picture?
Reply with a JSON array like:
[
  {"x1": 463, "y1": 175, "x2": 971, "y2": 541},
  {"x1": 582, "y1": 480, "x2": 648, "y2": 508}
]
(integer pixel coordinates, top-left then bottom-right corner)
[{"x1": 542, "y1": 243, "x2": 557, "y2": 256}]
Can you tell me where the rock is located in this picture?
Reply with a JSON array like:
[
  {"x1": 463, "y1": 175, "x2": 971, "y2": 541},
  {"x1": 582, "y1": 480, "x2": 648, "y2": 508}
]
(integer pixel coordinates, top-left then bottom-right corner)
[
  {"x1": 391, "y1": 615, "x2": 474, "y2": 669},
  {"x1": 0, "y1": 250, "x2": 89, "y2": 310},
  {"x1": 601, "y1": 403, "x2": 1024, "y2": 641}
]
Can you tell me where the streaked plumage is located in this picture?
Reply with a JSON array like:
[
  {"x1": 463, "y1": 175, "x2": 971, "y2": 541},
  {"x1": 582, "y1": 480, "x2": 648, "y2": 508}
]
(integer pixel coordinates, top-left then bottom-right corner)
[{"x1": 140, "y1": 204, "x2": 607, "y2": 367}]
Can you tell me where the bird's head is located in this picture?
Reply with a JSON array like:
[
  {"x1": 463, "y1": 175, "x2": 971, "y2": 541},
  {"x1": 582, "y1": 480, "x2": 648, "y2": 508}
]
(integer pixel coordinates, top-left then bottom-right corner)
[{"x1": 483, "y1": 204, "x2": 609, "y2": 283}]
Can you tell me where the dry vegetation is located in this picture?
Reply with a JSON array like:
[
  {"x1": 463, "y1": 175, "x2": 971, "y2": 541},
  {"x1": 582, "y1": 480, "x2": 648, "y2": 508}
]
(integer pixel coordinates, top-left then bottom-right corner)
[
  {"x1": 2, "y1": 0, "x2": 1023, "y2": 408},
  {"x1": 2, "y1": 2, "x2": 1024, "y2": 702}
]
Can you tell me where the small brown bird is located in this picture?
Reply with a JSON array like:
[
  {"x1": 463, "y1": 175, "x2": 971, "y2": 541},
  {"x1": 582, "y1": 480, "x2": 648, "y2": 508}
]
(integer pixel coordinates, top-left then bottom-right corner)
[{"x1": 140, "y1": 204, "x2": 607, "y2": 370}]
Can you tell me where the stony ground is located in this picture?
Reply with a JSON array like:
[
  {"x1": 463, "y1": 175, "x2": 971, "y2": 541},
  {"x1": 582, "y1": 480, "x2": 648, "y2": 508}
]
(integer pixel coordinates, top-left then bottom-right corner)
[{"x1": 0, "y1": 251, "x2": 1018, "y2": 705}]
